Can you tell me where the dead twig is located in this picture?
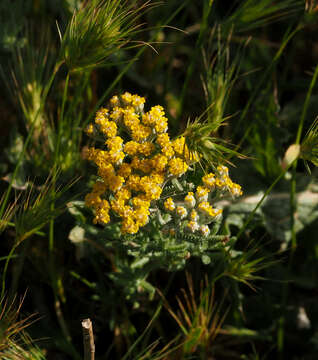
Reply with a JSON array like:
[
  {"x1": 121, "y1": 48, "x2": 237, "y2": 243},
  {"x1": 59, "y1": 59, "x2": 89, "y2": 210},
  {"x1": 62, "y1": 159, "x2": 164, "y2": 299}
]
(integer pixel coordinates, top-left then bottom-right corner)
[{"x1": 82, "y1": 318, "x2": 95, "y2": 360}]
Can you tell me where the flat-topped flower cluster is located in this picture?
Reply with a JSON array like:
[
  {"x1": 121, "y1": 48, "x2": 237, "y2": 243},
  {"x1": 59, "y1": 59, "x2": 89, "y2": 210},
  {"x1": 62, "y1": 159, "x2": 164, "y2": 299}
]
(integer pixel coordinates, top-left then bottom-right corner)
[
  {"x1": 84, "y1": 92, "x2": 195, "y2": 234},
  {"x1": 84, "y1": 92, "x2": 242, "y2": 236}
]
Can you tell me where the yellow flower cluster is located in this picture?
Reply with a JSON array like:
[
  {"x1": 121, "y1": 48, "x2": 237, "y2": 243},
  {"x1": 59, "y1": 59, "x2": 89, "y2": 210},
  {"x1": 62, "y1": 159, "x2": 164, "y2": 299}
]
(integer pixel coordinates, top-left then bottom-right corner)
[
  {"x1": 84, "y1": 92, "x2": 194, "y2": 234},
  {"x1": 163, "y1": 166, "x2": 242, "y2": 237},
  {"x1": 202, "y1": 165, "x2": 243, "y2": 197},
  {"x1": 164, "y1": 190, "x2": 222, "y2": 237}
]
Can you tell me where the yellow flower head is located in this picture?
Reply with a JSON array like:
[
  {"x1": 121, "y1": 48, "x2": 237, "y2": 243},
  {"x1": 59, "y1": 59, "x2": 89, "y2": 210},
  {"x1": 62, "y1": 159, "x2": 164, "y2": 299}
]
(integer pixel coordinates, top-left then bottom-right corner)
[
  {"x1": 198, "y1": 201, "x2": 222, "y2": 218},
  {"x1": 176, "y1": 206, "x2": 188, "y2": 219},
  {"x1": 126, "y1": 174, "x2": 141, "y2": 191},
  {"x1": 110, "y1": 106, "x2": 123, "y2": 122},
  {"x1": 184, "y1": 192, "x2": 196, "y2": 208},
  {"x1": 115, "y1": 187, "x2": 131, "y2": 201},
  {"x1": 94, "y1": 206, "x2": 110, "y2": 225},
  {"x1": 164, "y1": 197, "x2": 175, "y2": 212},
  {"x1": 85, "y1": 123, "x2": 94, "y2": 134},
  {"x1": 187, "y1": 220, "x2": 199, "y2": 232},
  {"x1": 199, "y1": 225, "x2": 210, "y2": 237},
  {"x1": 156, "y1": 133, "x2": 171, "y2": 148},
  {"x1": 84, "y1": 92, "x2": 243, "y2": 235},
  {"x1": 168, "y1": 158, "x2": 188, "y2": 177},
  {"x1": 85, "y1": 192, "x2": 101, "y2": 208},
  {"x1": 144, "y1": 183, "x2": 162, "y2": 200},
  {"x1": 124, "y1": 141, "x2": 139, "y2": 156},
  {"x1": 138, "y1": 159, "x2": 153, "y2": 174},
  {"x1": 132, "y1": 197, "x2": 150, "y2": 209},
  {"x1": 152, "y1": 154, "x2": 168, "y2": 172},
  {"x1": 196, "y1": 186, "x2": 210, "y2": 202},
  {"x1": 106, "y1": 136, "x2": 123, "y2": 152},
  {"x1": 121, "y1": 217, "x2": 139, "y2": 234},
  {"x1": 117, "y1": 163, "x2": 132, "y2": 178},
  {"x1": 131, "y1": 124, "x2": 151, "y2": 142},
  {"x1": 93, "y1": 199, "x2": 110, "y2": 224},
  {"x1": 150, "y1": 173, "x2": 165, "y2": 185},
  {"x1": 133, "y1": 207, "x2": 150, "y2": 227},
  {"x1": 189, "y1": 209, "x2": 199, "y2": 221},
  {"x1": 95, "y1": 107, "x2": 109, "y2": 126},
  {"x1": 230, "y1": 183, "x2": 243, "y2": 197},
  {"x1": 100, "y1": 120, "x2": 117, "y2": 138},
  {"x1": 172, "y1": 137, "x2": 186, "y2": 155},
  {"x1": 97, "y1": 163, "x2": 115, "y2": 180},
  {"x1": 108, "y1": 175, "x2": 124, "y2": 192},
  {"x1": 132, "y1": 94, "x2": 146, "y2": 111},
  {"x1": 202, "y1": 173, "x2": 216, "y2": 189},
  {"x1": 92, "y1": 181, "x2": 107, "y2": 195},
  {"x1": 217, "y1": 165, "x2": 229, "y2": 176},
  {"x1": 110, "y1": 95, "x2": 120, "y2": 107},
  {"x1": 139, "y1": 142, "x2": 155, "y2": 156}
]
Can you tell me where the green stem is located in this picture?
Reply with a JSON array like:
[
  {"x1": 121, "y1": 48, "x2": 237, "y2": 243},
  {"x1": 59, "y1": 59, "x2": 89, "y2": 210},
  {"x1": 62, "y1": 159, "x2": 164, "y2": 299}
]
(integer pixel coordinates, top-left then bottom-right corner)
[
  {"x1": 49, "y1": 71, "x2": 70, "y2": 252},
  {"x1": 9, "y1": 240, "x2": 29, "y2": 300},
  {"x1": 295, "y1": 64, "x2": 318, "y2": 145},
  {"x1": 1, "y1": 221, "x2": 45, "y2": 236},
  {"x1": 236, "y1": 166, "x2": 290, "y2": 241},
  {"x1": 277, "y1": 62, "x2": 318, "y2": 358},
  {"x1": 1, "y1": 237, "x2": 23, "y2": 299}
]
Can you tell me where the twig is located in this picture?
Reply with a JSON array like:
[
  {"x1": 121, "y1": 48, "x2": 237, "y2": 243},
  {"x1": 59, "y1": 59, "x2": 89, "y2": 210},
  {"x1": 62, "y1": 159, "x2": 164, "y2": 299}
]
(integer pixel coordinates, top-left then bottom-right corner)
[{"x1": 82, "y1": 318, "x2": 95, "y2": 360}]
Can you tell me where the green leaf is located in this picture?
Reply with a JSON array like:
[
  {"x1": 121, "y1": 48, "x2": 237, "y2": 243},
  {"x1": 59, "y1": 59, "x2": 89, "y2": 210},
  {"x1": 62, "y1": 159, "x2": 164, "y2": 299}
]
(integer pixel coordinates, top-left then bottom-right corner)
[
  {"x1": 262, "y1": 186, "x2": 318, "y2": 242},
  {"x1": 224, "y1": 326, "x2": 271, "y2": 341},
  {"x1": 67, "y1": 200, "x2": 86, "y2": 223},
  {"x1": 131, "y1": 257, "x2": 150, "y2": 269}
]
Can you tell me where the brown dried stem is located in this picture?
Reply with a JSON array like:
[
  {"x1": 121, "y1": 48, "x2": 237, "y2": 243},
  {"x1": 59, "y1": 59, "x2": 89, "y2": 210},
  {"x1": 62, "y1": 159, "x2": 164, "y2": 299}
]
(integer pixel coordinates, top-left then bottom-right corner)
[{"x1": 82, "y1": 318, "x2": 95, "y2": 360}]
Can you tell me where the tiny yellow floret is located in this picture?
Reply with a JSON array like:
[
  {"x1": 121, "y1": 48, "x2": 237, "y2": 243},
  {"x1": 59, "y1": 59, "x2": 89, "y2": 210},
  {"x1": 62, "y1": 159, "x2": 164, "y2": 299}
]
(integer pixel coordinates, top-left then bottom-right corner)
[
  {"x1": 164, "y1": 197, "x2": 175, "y2": 212},
  {"x1": 176, "y1": 206, "x2": 188, "y2": 219}
]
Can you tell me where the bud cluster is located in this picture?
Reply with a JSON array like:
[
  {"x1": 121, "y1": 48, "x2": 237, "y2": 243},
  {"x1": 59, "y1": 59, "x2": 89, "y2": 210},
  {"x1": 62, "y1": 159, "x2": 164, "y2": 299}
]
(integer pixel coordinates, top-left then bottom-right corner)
[{"x1": 163, "y1": 166, "x2": 242, "y2": 237}]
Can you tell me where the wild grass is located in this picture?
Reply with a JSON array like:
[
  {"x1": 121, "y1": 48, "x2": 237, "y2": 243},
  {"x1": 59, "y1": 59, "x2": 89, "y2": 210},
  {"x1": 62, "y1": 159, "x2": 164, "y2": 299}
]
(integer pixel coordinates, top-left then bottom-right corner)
[{"x1": 0, "y1": 0, "x2": 318, "y2": 359}]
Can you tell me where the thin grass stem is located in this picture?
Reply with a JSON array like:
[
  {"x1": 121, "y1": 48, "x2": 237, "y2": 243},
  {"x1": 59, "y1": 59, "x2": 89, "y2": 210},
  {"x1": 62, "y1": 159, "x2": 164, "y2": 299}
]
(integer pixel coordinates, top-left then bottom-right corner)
[
  {"x1": 1, "y1": 237, "x2": 23, "y2": 299},
  {"x1": 277, "y1": 63, "x2": 318, "y2": 358},
  {"x1": 236, "y1": 166, "x2": 290, "y2": 240},
  {"x1": 48, "y1": 71, "x2": 73, "y2": 346},
  {"x1": 0, "y1": 61, "x2": 63, "y2": 221},
  {"x1": 178, "y1": 0, "x2": 214, "y2": 119},
  {"x1": 233, "y1": 25, "x2": 301, "y2": 151},
  {"x1": 84, "y1": 0, "x2": 189, "y2": 127}
]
